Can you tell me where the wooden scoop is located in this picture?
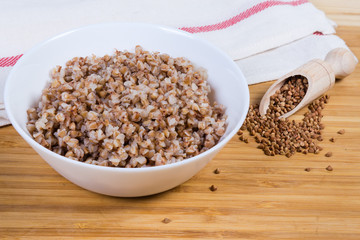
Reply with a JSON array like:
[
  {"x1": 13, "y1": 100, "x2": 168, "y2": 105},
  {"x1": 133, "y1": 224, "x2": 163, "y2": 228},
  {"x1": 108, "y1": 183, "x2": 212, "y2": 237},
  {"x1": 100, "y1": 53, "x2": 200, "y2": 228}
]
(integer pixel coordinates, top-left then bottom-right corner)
[{"x1": 259, "y1": 48, "x2": 357, "y2": 118}]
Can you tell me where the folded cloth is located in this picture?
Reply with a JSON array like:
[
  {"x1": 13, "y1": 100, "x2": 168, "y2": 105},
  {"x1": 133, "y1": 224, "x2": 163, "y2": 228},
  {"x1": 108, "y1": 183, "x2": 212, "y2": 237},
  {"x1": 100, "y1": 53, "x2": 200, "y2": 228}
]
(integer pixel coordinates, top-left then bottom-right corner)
[
  {"x1": 238, "y1": 33, "x2": 354, "y2": 84},
  {"x1": 0, "y1": 0, "x2": 356, "y2": 126}
]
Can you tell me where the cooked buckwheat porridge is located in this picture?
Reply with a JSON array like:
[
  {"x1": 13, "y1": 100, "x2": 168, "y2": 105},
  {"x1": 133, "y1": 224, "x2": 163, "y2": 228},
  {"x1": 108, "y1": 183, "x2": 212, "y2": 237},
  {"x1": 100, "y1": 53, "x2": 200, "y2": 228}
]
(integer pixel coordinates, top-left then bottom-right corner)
[{"x1": 26, "y1": 46, "x2": 227, "y2": 168}]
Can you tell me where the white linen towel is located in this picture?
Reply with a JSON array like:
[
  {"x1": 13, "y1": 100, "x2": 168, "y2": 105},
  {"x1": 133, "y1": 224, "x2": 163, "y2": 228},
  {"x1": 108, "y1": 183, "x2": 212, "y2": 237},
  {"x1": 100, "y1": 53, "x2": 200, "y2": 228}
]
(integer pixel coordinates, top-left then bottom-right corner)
[{"x1": 0, "y1": 0, "x2": 356, "y2": 126}]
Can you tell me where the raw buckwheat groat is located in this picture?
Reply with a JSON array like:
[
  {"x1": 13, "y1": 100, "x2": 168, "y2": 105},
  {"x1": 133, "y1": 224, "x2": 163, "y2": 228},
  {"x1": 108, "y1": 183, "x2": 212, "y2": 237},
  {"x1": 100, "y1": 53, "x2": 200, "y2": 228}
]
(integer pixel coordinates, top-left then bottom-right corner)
[
  {"x1": 27, "y1": 46, "x2": 227, "y2": 168},
  {"x1": 239, "y1": 76, "x2": 329, "y2": 158}
]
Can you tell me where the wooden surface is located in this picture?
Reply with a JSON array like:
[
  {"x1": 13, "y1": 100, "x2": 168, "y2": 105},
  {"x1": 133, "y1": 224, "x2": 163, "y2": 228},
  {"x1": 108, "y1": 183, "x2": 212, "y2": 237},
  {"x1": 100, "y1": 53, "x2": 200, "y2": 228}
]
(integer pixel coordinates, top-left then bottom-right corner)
[{"x1": 1, "y1": 2, "x2": 360, "y2": 240}]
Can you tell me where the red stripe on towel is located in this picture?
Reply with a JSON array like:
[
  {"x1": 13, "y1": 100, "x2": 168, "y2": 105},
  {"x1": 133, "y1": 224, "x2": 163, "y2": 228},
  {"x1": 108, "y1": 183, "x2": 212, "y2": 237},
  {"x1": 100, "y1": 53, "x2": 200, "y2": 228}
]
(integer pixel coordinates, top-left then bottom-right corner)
[
  {"x1": 313, "y1": 31, "x2": 324, "y2": 35},
  {"x1": 179, "y1": 0, "x2": 308, "y2": 33},
  {"x1": 0, "y1": 54, "x2": 23, "y2": 67}
]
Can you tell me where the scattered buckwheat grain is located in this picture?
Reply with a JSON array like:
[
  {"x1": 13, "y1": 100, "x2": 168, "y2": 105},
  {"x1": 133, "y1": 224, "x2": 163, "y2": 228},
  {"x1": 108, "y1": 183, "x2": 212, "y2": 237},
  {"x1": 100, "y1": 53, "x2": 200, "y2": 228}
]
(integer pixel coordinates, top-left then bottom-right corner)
[
  {"x1": 213, "y1": 168, "x2": 220, "y2": 174},
  {"x1": 337, "y1": 129, "x2": 345, "y2": 135},
  {"x1": 325, "y1": 152, "x2": 332, "y2": 157},
  {"x1": 209, "y1": 185, "x2": 217, "y2": 191},
  {"x1": 162, "y1": 218, "x2": 171, "y2": 224},
  {"x1": 326, "y1": 165, "x2": 333, "y2": 171}
]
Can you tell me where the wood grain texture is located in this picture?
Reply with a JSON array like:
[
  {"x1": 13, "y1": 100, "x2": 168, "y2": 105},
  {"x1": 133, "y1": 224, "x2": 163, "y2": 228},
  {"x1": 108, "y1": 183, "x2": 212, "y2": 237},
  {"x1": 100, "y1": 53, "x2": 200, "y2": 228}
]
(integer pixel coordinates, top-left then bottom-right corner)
[
  {"x1": 311, "y1": 0, "x2": 360, "y2": 26},
  {"x1": 1, "y1": 2, "x2": 360, "y2": 239}
]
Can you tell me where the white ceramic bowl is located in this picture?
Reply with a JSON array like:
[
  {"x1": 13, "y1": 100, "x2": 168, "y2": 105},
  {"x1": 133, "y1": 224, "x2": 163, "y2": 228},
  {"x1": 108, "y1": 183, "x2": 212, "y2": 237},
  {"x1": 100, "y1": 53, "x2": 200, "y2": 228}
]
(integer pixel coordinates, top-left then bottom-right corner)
[{"x1": 5, "y1": 23, "x2": 249, "y2": 197}]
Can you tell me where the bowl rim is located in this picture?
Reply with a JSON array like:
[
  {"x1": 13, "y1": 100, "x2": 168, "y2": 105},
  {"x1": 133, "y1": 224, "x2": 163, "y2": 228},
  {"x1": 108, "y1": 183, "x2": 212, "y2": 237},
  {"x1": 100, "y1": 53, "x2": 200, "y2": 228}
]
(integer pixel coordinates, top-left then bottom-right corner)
[{"x1": 5, "y1": 22, "x2": 249, "y2": 173}]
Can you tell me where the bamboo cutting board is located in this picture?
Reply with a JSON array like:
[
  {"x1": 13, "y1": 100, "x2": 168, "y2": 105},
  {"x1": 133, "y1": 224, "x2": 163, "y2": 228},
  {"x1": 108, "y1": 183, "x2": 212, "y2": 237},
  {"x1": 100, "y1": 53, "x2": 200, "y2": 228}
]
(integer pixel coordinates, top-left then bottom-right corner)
[{"x1": 1, "y1": 3, "x2": 360, "y2": 240}]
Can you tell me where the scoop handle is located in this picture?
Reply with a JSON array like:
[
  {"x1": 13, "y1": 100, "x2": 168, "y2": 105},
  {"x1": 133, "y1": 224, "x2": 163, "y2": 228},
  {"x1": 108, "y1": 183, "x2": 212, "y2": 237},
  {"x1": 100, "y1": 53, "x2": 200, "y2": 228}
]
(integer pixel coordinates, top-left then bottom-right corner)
[{"x1": 325, "y1": 48, "x2": 357, "y2": 79}]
